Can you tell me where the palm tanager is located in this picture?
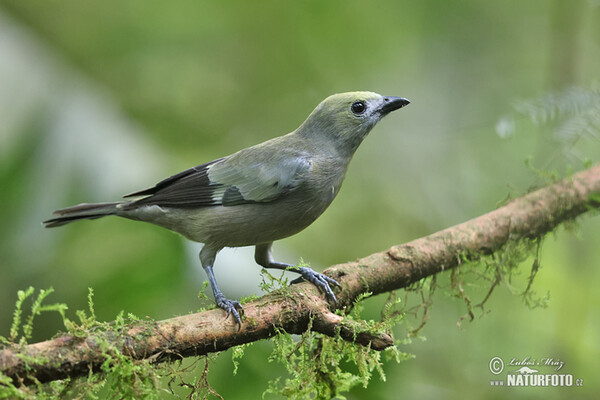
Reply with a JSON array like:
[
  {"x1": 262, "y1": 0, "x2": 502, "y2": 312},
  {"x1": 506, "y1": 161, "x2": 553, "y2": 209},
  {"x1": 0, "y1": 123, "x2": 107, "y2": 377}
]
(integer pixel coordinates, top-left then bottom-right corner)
[{"x1": 44, "y1": 91, "x2": 410, "y2": 326}]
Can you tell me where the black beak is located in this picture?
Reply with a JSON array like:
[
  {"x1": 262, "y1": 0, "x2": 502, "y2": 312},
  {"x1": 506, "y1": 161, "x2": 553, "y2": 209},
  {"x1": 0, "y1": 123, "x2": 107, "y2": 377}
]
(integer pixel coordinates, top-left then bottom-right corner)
[{"x1": 380, "y1": 96, "x2": 410, "y2": 115}]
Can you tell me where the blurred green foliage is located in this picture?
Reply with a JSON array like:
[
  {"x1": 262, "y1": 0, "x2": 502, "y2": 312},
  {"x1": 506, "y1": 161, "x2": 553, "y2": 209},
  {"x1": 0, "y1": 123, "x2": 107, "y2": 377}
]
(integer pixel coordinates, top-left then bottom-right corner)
[{"x1": 1, "y1": 0, "x2": 599, "y2": 398}]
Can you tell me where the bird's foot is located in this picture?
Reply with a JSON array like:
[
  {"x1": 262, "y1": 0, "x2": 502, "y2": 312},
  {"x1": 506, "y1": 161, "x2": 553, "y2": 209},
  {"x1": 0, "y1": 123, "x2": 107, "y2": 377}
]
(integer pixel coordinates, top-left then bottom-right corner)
[
  {"x1": 214, "y1": 293, "x2": 244, "y2": 329},
  {"x1": 290, "y1": 267, "x2": 341, "y2": 305}
]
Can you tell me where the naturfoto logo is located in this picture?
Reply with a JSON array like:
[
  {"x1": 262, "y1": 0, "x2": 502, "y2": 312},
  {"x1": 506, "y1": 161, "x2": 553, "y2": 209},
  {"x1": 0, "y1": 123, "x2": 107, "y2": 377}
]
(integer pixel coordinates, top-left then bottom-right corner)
[{"x1": 488, "y1": 356, "x2": 583, "y2": 388}]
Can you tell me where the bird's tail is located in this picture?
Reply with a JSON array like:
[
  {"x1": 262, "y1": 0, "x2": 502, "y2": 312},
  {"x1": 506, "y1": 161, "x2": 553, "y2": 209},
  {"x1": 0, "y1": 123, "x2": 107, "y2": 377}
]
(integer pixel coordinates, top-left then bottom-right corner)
[{"x1": 43, "y1": 202, "x2": 120, "y2": 228}]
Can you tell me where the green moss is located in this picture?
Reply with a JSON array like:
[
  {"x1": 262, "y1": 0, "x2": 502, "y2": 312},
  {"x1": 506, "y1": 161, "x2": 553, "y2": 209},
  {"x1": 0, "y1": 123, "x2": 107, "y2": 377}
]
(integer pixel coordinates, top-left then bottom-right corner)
[
  {"x1": 263, "y1": 292, "x2": 412, "y2": 399},
  {"x1": 0, "y1": 200, "x2": 590, "y2": 399}
]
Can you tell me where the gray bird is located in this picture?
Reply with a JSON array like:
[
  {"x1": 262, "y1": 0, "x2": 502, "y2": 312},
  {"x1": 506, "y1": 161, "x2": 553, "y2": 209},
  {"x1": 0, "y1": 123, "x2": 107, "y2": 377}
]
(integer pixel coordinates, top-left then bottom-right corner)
[{"x1": 44, "y1": 91, "x2": 410, "y2": 326}]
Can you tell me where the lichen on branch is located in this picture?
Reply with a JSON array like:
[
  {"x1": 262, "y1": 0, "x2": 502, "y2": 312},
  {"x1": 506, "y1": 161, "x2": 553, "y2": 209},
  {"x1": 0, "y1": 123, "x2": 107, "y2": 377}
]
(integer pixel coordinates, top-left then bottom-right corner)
[{"x1": 1, "y1": 164, "x2": 599, "y2": 392}]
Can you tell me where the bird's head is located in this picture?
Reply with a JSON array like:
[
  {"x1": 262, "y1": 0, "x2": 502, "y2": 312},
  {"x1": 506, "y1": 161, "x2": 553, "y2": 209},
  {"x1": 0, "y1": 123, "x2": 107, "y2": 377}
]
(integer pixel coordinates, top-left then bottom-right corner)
[{"x1": 297, "y1": 91, "x2": 410, "y2": 157}]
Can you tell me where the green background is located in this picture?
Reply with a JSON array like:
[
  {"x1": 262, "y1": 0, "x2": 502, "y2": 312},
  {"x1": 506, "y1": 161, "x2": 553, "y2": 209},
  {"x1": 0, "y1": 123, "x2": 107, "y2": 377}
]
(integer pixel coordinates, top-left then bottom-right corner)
[{"x1": 1, "y1": 1, "x2": 599, "y2": 398}]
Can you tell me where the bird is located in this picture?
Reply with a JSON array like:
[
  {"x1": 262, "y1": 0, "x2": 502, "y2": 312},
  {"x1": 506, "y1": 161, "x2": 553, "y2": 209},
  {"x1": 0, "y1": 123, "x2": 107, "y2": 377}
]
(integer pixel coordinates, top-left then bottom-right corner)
[{"x1": 44, "y1": 91, "x2": 410, "y2": 327}]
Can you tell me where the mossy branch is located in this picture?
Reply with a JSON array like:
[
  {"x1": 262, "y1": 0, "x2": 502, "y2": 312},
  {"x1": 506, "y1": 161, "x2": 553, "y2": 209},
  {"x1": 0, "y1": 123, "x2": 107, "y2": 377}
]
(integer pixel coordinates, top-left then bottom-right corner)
[{"x1": 2, "y1": 164, "x2": 600, "y2": 386}]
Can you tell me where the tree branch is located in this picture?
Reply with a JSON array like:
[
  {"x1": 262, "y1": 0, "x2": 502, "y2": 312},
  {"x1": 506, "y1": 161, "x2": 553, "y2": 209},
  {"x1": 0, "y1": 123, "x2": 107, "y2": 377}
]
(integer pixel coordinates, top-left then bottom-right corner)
[{"x1": 2, "y1": 165, "x2": 600, "y2": 385}]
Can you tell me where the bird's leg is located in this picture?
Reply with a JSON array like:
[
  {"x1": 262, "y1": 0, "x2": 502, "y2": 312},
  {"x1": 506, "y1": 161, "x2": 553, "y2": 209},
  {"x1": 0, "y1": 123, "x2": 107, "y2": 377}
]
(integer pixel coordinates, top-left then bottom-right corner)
[
  {"x1": 200, "y1": 246, "x2": 243, "y2": 328},
  {"x1": 254, "y1": 242, "x2": 341, "y2": 304}
]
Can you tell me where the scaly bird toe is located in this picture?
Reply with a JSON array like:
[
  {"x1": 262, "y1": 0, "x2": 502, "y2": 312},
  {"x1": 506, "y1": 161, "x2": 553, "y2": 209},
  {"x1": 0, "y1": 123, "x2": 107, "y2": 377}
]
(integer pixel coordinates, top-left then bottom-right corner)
[
  {"x1": 215, "y1": 294, "x2": 244, "y2": 329},
  {"x1": 291, "y1": 266, "x2": 341, "y2": 305}
]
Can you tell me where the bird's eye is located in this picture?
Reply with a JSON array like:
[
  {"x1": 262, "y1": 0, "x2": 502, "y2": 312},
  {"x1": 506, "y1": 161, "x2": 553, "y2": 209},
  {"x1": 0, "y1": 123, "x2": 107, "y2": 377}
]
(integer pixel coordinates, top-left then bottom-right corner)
[{"x1": 351, "y1": 101, "x2": 367, "y2": 115}]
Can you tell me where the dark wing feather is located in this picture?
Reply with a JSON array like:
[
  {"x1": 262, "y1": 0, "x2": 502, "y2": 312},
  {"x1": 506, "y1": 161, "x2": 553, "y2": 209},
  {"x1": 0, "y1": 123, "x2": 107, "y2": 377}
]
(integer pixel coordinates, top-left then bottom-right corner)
[
  {"x1": 124, "y1": 158, "x2": 232, "y2": 208},
  {"x1": 123, "y1": 148, "x2": 312, "y2": 209},
  {"x1": 124, "y1": 158, "x2": 224, "y2": 198},
  {"x1": 221, "y1": 186, "x2": 248, "y2": 206}
]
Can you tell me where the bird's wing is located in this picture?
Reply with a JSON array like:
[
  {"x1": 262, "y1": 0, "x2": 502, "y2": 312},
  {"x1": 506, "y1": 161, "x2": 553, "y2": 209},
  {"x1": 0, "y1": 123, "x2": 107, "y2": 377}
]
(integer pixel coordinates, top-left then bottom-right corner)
[{"x1": 124, "y1": 152, "x2": 312, "y2": 208}]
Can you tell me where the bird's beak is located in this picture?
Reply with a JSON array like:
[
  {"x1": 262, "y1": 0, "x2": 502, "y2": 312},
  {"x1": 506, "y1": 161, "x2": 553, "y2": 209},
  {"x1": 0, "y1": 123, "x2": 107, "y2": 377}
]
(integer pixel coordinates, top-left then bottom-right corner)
[{"x1": 379, "y1": 96, "x2": 410, "y2": 115}]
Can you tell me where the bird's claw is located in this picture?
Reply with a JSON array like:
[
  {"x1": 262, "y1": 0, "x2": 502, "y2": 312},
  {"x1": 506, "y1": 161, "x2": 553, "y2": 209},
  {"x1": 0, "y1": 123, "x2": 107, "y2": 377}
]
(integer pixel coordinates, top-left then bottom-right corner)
[
  {"x1": 290, "y1": 267, "x2": 341, "y2": 304},
  {"x1": 215, "y1": 294, "x2": 244, "y2": 329}
]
